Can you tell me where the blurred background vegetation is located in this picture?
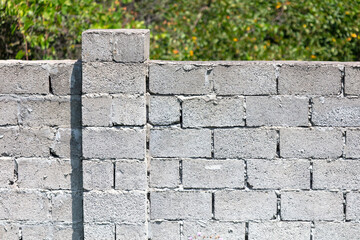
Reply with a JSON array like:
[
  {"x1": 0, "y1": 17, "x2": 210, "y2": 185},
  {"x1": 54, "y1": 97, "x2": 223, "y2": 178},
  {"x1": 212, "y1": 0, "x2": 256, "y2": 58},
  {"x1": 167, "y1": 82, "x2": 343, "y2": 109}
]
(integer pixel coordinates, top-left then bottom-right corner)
[{"x1": 1, "y1": 0, "x2": 360, "y2": 61}]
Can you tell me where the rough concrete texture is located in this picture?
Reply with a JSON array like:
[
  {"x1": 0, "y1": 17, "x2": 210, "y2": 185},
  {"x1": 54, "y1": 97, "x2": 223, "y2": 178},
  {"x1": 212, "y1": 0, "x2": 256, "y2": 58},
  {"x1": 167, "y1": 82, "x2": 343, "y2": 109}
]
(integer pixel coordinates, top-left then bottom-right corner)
[
  {"x1": 149, "y1": 221, "x2": 179, "y2": 240},
  {"x1": 247, "y1": 159, "x2": 310, "y2": 189},
  {"x1": 51, "y1": 127, "x2": 81, "y2": 158},
  {"x1": 215, "y1": 191, "x2": 277, "y2": 221},
  {"x1": 182, "y1": 159, "x2": 245, "y2": 189},
  {"x1": 281, "y1": 191, "x2": 343, "y2": 220},
  {"x1": 115, "y1": 160, "x2": 147, "y2": 190},
  {"x1": 0, "y1": 97, "x2": 18, "y2": 125},
  {"x1": 280, "y1": 128, "x2": 343, "y2": 158},
  {"x1": 312, "y1": 97, "x2": 360, "y2": 126},
  {"x1": 149, "y1": 96, "x2": 180, "y2": 125},
  {"x1": 0, "y1": 158, "x2": 14, "y2": 188},
  {"x1": 150, "y1": 191, "x2": 212, "y2": 220},
  {"x1": 116, "y1": 224, "x2": 147, "y2": 240},
  {"x1": 149, "y1": 159, "x2": 180, "y2": 188},
  {"x1": 183, "y1": 221, "x2": 245, "y2": 240},
  {"x1": 0, "y1": 223, "x2": 18, "y2": 240},
  {"x1": 112, "y1": 94, "x2": 146, "y2": 126},
  {"x1": 82, "y1": 94, "x2": 112, "y2": 126},
  {"x1": 346, "y1": 192, "x2": 360, "y2": 221},
  {"x1": 314, "y1": 222, "x2": 360, "y2": 240},
  {"x1": 214, "y1": 128, "x2": 277, "y2": 159},
  {"x1": 51, "y1": 191, "x2": 83, "y2": 222},
  {"x1": 248, "y1": 221, "x2": 311, "y2": 240},
  {"x1": 84, "y1": 224, "x2": 115, "y2": 240},
  {"x1": 278, "y1": 63, "x2": 342, "y2": 95},
  {"x1": 344, "y1": 129, "x2": 360, "y2": 158},
  {"x1": 183, "y1": 97, "x2": 245, "y2": 127},
  {"x1": 83, "y1": 160, "x2": 113, "y2": 190},
  {"x1": 246, "y1": 96, "x2": 309, "y2": 126},
  {"x1": 345, "y1": 65, "x2": 360, "y2": 95},
  {"x1": 48, "y1": 61, "x2": 82, "y2": 95}
]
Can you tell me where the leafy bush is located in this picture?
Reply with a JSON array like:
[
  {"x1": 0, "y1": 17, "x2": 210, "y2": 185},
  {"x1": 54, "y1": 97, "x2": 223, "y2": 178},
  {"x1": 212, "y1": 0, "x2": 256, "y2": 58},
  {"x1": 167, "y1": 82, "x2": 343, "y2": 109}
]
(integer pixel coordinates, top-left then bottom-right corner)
[{"x1": 1, "y1": 0, "x2": 360, "y2": 61}]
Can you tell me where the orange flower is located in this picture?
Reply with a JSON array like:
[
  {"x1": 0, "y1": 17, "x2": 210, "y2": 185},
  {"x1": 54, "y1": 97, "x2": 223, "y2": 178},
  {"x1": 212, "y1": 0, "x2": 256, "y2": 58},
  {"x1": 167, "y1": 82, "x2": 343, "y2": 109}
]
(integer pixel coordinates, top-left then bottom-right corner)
[
  {"x1": 192, "y1": 36, "x2": 197, "y2": 41},
  {"x1": 311, "y1": 55, "x2": 316, "y2": 59},
  {"x1": 190, "y1": 50, "x2": 194, "y2": 56},
  {"x1": 172, "y1": 49, "x2": 179, "y2": 54},
  {"x1": 276, "y1": 2, "x2": 282, "y2": 9},
  {"x1": 233, "y1": 38, "x2": 238, "y2": 42},
  {"x1": 351, "y1": 33, "x2": 357, "y2": 38},
  {"x1": 347, "y1": 37, "x2": 352, "y2": 41},
  {"x1": 226, "y1": 16, "x2": 230, "y2": 19}
]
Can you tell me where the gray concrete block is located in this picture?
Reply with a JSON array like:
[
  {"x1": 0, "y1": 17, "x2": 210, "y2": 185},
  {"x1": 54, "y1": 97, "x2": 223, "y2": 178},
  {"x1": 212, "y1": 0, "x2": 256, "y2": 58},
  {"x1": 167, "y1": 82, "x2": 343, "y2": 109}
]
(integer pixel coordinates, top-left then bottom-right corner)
[
  {"x1": 84, "y1": 191, "x2": 146, "y2": 223},
  {"x1": 345, "y1": 65, "x2": 360, "y2": 95},
  {"x1": 314, "y1": 222, "x2": 360, "y2": 240},
  {"x1": 115, "y1": 160, "x2": 147, "y2": 190},
  {"x1": 53, "y1": 225, "x2": 83, "y2": 240},
  {"x1": 183, "y1": 221, "x2": 245, "y2": 240},
  {"x1": 214, "y1": 129, "x2": 277, "y2": 159},
  {"x1": 246, "y1": 96, "x2": 309, "y2": 126},
  {"x1": 247, "y1": 159, "x2": 310, "y2": 189},
  {"x1": 0, "y1": 223, "x2": 18, "y2": 240},
  {"x1": 312, "y1": 97, "x2": 360, "y2": 126},
  {"x1": 345, "y1": 130, "x2": 360, "y2": 158},
  {"x1": 278, "y1": 63, "x2": 342, "y2": 95},
  {"x1": 51, "y1": 191, "x2": 82, "y2": 223},
  {"x1": 0, "y1": 61, "x2": 49, "y2": 94},
  {"x1": 82, "y1": 95, "x2": 112, "y2": 126},
  {"x1": 83, "y1": 160, "x2": 113, "y2": 190},
  {"x1": 346, "y1": 192, "x2": 360, "y2": 221},
  {"x1": 82, "y1": 29, "x2": 150, "y2": 63},
  {"x1": 82, "y1": 62, "x2": 146, "y2": 94},
  {"x1": 0, "y1": 97, "x2": 18, "y2": 125},
  {"x1": 149, "y1": 63, "x2": 212, "y2": 94},
  {"x1": 150, "y1": 128, "x2": 212, "y2": 158},
  {"x1": 149, "y1": 96, "x2": 180, "y2": 125},
  {"x1": 0, "y1": 126, "x2": 54, "y2": 158},
  {"x1": 183, "y1": 159, "x2": 245, "y2": 189},
  {"x1": 116, "y1": 224, "x2": 147, "y2": 240},
  {"x1": 112, "y1": 94, "x2": 146, "y2": 126},
  {"x1": 150, "y1": 191, "x2": 212, "y2": 220},
  {"x1": 281, "y1": 191, "x2": 343, "y2": 220},
  {"x1": 0, "y1": 190, "x2": 50, "y2": 221},
  {"x1": 149, "y1": 221, "x2": 180, "y2": 240},
  {"x1": 212, "y1": 63, "x2": 276, "y2": 95},
  {"x1": 215, "y1": 191, "x2": 277, "y2": 221},
  {"x1": 248, "y1": 221, "x2": 311, "y2": 240},
  {"x1": 280, "y1": 128, "x2": 343, "y2": 159},
  {"x1": 150, "y1": 159, "x2": 179, "y2": 188},
  {"x1": 83, "y1": 127, "x2": 145, "y2": 159},
  {"x1": 48, "y1": 60, "x2": 82, "y2": 95},
  {"x1": 21, "y1": 225, "x2": 49, "y2": 240},
  {"x1": 0, "y1": 158, "x2": 14, "y2": 188},
  {"x1": 51, "y1": 128, "x2": 81, "y2": 158},
  {"x1": 84, "y1": 224, "x2": 115, "y2": 240},
  {"x1": 183, "y1": 97, "x2": 245, "y2": 127},
  {"x1": 16, "y1": 158, "x2": 71, "y2": 190},
  {"x1": 313, "y1": 160, "x2": 360, "y2": 190}
]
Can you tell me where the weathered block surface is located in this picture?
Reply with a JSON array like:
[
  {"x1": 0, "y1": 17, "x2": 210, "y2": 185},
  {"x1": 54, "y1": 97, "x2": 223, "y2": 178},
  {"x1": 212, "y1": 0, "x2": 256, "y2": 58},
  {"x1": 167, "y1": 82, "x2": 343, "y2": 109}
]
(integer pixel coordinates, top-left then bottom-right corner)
[
  {"x1": 183, "y1": 97, "x2": 245, "y2": 127},
  {"x1": 149, "y1": 96, "x2": 180, "y2": 125},
  {"x1": 183, "y1": 221, "x2": 245, "y2": 240},
  {"x1": 344, "y1": 130, "x2": 360, "y2": 158},
  {"x1": 149, "y1": 221, "x2": 179, "y2": 240},
  {"x1": 51, "y1": 191, "x2": 82, "y2": 222},
  {"x1": 116, "y1": 224, "x2": 147, "y2": 240},
  {"x1": 83, "y1": 160, "x2": 113, "y2": 190},
  {"x1": 314, "y1": 222, "x2": 360, "y2": 240},
  {"x1": 84, "y1": 224, "x2": 115, "y2": 240},
  {"x1": 346, "y1": 192, "x2": 360, "y2": 221},
  {"x1": 281, "y1": 191, "x2": 343, "y2": 220},
  {"x1": 51, "y1": 128, "x2": 81, "y2": 158},
  {"x1": 246, "y1": 96, "x2": 309, "y2": 126},
  {"x1": 0, "y1": 97, "x2": 18, "y2": 125},
  {"x1": 112, "y1": 94, "x2": 146, "y2": 126},
  {"x1": 215, "y1": 191, "x2": 277, "y2": 220},
  {"x1": 48, "y1": 60, "x2": 82, "y2": 95},
  {"x1": 214, "y1": 129, "x2": 277, "y2": 159},
  {"x1": 0, "y1": 158, "x2": 14, "y2": 188},
  {"x1": 345, "y1": 65, "x2": 360, "y2": 95},
  {"x1": 0, "y1": 223, "x2": 18, "y2": 240},
  {"x1": 150, "y1": 159, "x2": 179, "y2": 188},
  {"x1": 82, "y1": 95, "x2": 112, "y2": 126},
  {"x1": 115, "y1": 160, "x2": 147, "y2": 190}
]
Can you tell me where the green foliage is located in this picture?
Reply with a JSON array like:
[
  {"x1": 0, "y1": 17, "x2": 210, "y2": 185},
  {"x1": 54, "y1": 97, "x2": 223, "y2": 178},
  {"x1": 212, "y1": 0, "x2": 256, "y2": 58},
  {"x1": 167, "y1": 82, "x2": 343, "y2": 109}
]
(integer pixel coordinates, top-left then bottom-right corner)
[{"x1": 1, "y1": 0, "x2": 360, "y2": 61}]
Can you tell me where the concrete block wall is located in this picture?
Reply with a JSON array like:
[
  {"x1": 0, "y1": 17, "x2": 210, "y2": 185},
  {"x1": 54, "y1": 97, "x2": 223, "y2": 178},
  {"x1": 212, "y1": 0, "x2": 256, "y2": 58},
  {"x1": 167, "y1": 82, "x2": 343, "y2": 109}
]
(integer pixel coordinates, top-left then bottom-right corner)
[{"x1": 1, "y1": 29, "x2": 360, "y2": 239}]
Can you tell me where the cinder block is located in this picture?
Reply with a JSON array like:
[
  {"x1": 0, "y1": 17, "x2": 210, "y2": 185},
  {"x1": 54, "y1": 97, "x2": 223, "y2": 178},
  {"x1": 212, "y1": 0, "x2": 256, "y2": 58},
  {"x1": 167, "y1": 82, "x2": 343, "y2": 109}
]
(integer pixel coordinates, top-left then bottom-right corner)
[
  {"x1": 82, "y1": 62, "x2": 146, "y2": 94},
  {"x1": 215, "y1": 191, "x2": 277, "y2": 221},
  {"x1": 280, "y1": 128, "x2": 343, "y2": 159},
  {"x1": 149, "y1": 63, "x2": 212, "y2": 94},
  {"x1": 0, "y1": 126, "x2": 54, "y2": 158},
  {"x1": 281, "y1": 191, "x2": 343, "y2": 221},
  {"x1": 0, "y1": 97, "x2": 18, "y2": 125},
  {"x1": 150, "y1": 128, "x2": 212, "y2": 158},
  {"x1": 346, "y1": 192, "x2": 360, "y2": 221},
  {"x1": 278, "y1": 63, "x2": 342, "y2": 95},
  {"x1": 212, "y1": 63, "x2": 276, "y2": 95},
  {"x1": 149, "y1": 96, "x2": 180, "y2": 125},
  {"x1": 83, "y1": 160, "x2": 113, "y2": 190},
  {"x1": 313, "y1": 160, "x2": 360, "y2": 190},
  {"x1": 53, "y1": 225, "x2": 82, "y2": 240},
  {"x1": 21, "y1": 225, "x2": 49, "y2": 240},
  {"x1": 150, "y1": 159, "x2": 179, "y2": 188},
  {"x1": 345, "y1": 65, "x2": 360, "y2": 95},
  {"x1": 0, "y1": 223, "x2": 18, "y2": 240},
  {"x1": 51, "y1": 191, "x2": 82, "y2": 223},
  {"x1": 51, "y1": 128, "x2": 82, "y2": 158},
  {"x1": 115, "y1": 160, "x2": 147, "y2": 190},
  {"x1": 83, "y1": 127, "x2": 145, "y2": 159},
  {"x1": 183, "y1": 221, "x2": 245, "y2": 240},
  {"x1": 84, "y1": 224, "x2": 115, "y2": 240},
  {"x1": 0, "y1": 158, "x2": 14, "y2": 188},
  {"x1": 116, "y1": 224, "x2": 147, "y2": 240},
  {"x1": 16, "y1": 158, "x2": 71, "y2": 189},
  {"x1": 247, "y1": 159, "x2": 310, "y2": 189},
  {"x1": 84, "y1": 191, "x2": 146, "y2": 223},
  {"x1": 312, "y1": 97, "x2": 360, "y2": 126},
  {"x1": 183, "y1": 97, "x2": 245, "y2": 127},
  {"x1": 82, "y1": 95, "x2": 112, "y2": 126},
  {"x1": 214, "y1": 129, "x2": 277, "y2": 159},
  {"x1": 248, "y1": 221, "x2": 311, "y2": 240},
  {"x1": 149, "y1": 221, "x2": 179, "y2": 240},
  {"x1": 0, "y1": 190, "x2": 50, "y2": 221},
  {"x1": 344, "y1": 130, "x2": 360, "y2": 158},
  {"x1": 112, "y1": 94, "x2": 146, "y2": 126},
  {"x1": 0, "y1": 61, "x2": 49, "y2": 94},
  {"x1": 48, "y1": 60, "x2": 82, "y2": 95},
  {"x1": 150, "y1": 191, "x2": 212, "y2": 220},
  {"x1": 183, "y1": 159, "x2": 245, "y2": 189},
  {"x1": 82, "y1": 29, "x2": 150, "y2": 63},
  {"x1": 314, "y1": 222, "x2": 360, "y2": 240},
  {"x1": 246, "y1": 96, "x2": 309, "y2": 126}
]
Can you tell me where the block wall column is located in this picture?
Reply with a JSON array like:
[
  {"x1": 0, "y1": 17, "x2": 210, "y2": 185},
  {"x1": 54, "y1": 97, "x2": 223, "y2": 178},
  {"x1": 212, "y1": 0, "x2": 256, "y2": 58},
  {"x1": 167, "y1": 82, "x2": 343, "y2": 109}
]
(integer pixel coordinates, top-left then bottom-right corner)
[{"x1": 81, "y1": 29, "x2": 149, "y2": 239}]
